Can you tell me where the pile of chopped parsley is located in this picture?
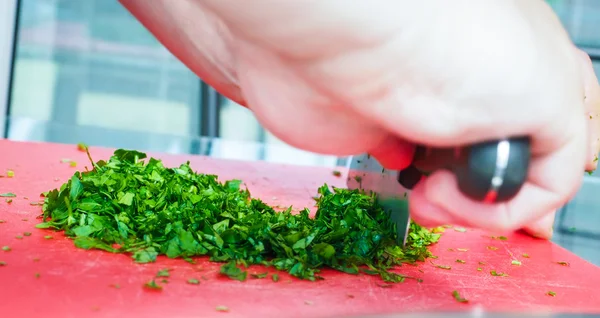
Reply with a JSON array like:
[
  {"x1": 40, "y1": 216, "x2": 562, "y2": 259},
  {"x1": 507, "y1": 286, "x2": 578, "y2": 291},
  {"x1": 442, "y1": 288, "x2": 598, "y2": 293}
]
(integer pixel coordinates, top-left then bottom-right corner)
[{"x1": 36, "y1": 149, "x2": 440, "y2": 282}]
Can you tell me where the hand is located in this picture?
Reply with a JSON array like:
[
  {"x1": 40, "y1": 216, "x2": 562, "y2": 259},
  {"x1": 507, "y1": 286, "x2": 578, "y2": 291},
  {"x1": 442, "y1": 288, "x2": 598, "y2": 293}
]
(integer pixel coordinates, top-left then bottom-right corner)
[{"x1": 120, "y1": 0, "x2": 600, "y2": 238}]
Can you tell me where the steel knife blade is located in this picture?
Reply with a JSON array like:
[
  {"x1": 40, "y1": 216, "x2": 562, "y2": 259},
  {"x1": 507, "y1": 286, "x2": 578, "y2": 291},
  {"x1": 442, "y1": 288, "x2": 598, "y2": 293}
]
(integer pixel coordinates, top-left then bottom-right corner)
[{"x1": 346, "y1": 154, "x2": 411, "y2": 246}]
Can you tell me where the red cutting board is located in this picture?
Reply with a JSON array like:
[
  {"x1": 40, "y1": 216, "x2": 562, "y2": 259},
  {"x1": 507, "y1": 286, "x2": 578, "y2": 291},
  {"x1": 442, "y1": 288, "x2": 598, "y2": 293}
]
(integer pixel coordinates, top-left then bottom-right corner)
[{"x1": 0, "y1": 139, "x2": 599, "y2": 318}]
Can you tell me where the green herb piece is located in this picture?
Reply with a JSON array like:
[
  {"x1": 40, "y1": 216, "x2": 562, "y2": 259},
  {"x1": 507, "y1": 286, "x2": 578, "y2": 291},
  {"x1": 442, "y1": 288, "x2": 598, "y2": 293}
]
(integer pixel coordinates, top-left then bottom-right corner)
[
  {"x1": 132, "y1": 247, "x2": 158, "y2": 263},
  {"x1": 23, "y1": 232, "x2": 32, "y2": 236},
  {"x1": 490, "y1": 270, "x2": 508, "y2": 277},
  {"x1": 2, "y1": 246, "x2": 10, "y2": 252},
  {"x1": 511, "y1": 260, "x2": 521, "y2": 266},
  {"x1": 452, "y1": 290, "x2": 468, "y2": 303},
  {"x1": 431, "y1": 262, "x2": 451, "y2": 270},
  {"x1": 215, "y1": 306, "x2": 229, "y2": 312},
  {"x1": 478, "y1": 261, "x2": 486, "y2": 265},
  {"x1": 455, "y1": 259, "x2": 465, "y2": 264},
  {"x1": 220, "y1": 261, "x2": 247, "y2": 281},
  {"x1": 546, "y1": 291, "x2": 556, "y2": 297},
  {"x1": 492, "y1": 236, "x2": 508, "y2": 240},
  {"x1": 477, "y1": 267, "x2": 482, "y2": 271},
  {"x1": 522, "y1": 253, "x2": 530, "y2": 258},
  {"x1": 161, "y1": 279, "x2": 168, "y2": 283},
  {"x1": 454, "y1": 227, "x2": 467, "y2": 233},
  {"x1": 30, "y1": 202, "x2": 43, "y2": 206},
  {"x1": 332, "y1": 170, "x2": 342, "y2": 177},
  {"x1": 430, "y1": 226, "x2": 445, "y2": 233},
  {"x1": 36, "y1": 148, "x2": 441, "y2": 282},
  {"x1": 143, "y1": 280, "x2": 162, "y2": 291},
  {"x1": 272, "y1": 274, "x2": 280, "y2": 282},
  {"x1": 187, "y1": 278, "x2": 200, "y2": 285},
  {"x1": 156, "y1": 268, "x2": 171, "y2": 277},
  {"x1": 6, "y1": 170, "x2": 14, "y2": 178},
  {"x1": 44, "y1": 235, "x2": 53, "y2": 240},
  {"x1": 0, "y1": 261, "x2": 6, "y2": 266},
  {"x1": 556, "y1": 261, "x2": 570, "y2": 267},
  {"x1": 487, "y1": 246, "x2": 498, "y2": 251},
  {"x1": 35, "y1": 272, "x2": 40, "y2": 278},
  {"x1": 77, "y1": 143, "x2": 88, "y2": 152},
  {"x1": 15, "y1": 235, "x2": 23, "y2": 239},
  {"x1": 0, "y1": 193, "x2": 16, "y2": 197},
  {"x1": 6, "y1": 199, "x2": 12, "y2": 204},
  {"x1": 251, "y1": 272, "x2": 269, "y2": 279}
]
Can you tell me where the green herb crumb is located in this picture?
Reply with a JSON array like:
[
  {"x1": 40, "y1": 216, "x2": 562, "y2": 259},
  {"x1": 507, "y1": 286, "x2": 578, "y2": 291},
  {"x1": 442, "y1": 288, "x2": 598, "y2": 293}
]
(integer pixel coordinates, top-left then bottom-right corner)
[
  {"x1": 215, "y1": 305, "x2": 229, "y2": 312},
  {"x1": 2, "y1": 246, "x2": 10, "y2": 252},
  {"x1": 452, "y1": 290, "x2": 468, "y2": 303},
  {"x1": 156, "y1": 268, "x2": 171, "y2": 278},
  {"x1": 490, "y1": 270, "x2": 508, "y2": 277},
  {"x1": 187, "y1": 278, "x2": 200, "y2": 285},
  {"x1": 143, "y1": 280, "x2": 162, "y2": 291},
  {"x1": 546, "y1": 291, "x2": 556, "y2": 297}
]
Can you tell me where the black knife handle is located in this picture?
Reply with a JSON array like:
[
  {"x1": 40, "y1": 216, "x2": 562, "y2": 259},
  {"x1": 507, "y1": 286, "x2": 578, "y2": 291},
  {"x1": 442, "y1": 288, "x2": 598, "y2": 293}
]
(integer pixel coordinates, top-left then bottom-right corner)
[{"x1": 398, "y1": 137, "x2": 531, "y2": 203}]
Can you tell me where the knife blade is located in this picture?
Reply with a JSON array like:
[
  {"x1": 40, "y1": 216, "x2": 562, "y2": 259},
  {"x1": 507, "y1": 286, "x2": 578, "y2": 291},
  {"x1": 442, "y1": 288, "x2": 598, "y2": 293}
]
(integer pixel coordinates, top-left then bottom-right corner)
[
  {"x1": 346, "y1": 137, "x2": 532, "y2": 246},
  {"x1": 346, "y1": 153, "x2": 412, "y2": 246}
]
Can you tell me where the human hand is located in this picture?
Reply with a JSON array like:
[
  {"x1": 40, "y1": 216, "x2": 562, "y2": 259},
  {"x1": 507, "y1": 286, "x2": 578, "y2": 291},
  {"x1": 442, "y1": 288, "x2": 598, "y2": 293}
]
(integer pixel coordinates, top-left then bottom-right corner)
[{"x1": 120, "y1": 0, "x2": 600, "y2": 238}]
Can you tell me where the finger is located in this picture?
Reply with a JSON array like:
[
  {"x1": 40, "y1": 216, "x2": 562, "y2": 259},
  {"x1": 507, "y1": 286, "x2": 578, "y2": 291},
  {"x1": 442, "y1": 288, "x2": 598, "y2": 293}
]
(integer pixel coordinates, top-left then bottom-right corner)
[
  {"x1": 408, "y1": 182, "x2": 466, "y2": 228},
  {"x1": 409, "y1": 113, "x2": 586, "y2": 233},
  {"x1": 369, "y1": 135, "x2": 415, "y2": 170},
  {"x1": 521, "y1": 210, "x2": 556, "y2": 240},
  {"x1": 577, "y1": 50, "x2": 600, "y2": 171}
]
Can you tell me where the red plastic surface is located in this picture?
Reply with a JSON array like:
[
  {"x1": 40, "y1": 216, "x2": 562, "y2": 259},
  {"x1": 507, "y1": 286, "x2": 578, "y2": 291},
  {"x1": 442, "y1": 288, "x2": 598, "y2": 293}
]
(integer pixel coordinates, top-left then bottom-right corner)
[{"x1": 1, "y1": 139, "x2": 599, "y2": 318}]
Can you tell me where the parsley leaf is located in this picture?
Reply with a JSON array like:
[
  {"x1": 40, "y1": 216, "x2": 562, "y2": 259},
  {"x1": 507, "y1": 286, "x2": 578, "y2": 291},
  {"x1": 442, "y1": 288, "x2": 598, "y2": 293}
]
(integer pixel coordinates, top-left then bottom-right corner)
[{"x1": 0, "y1": 193, "x2": 16, "y2": 197}]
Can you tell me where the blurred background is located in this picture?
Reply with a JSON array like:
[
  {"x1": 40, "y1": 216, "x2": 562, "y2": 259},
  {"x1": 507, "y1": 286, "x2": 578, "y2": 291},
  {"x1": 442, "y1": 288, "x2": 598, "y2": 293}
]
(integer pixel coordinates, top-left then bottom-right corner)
[{"x1": 0, "y1": 0, "x2": 599, "y2": 264}]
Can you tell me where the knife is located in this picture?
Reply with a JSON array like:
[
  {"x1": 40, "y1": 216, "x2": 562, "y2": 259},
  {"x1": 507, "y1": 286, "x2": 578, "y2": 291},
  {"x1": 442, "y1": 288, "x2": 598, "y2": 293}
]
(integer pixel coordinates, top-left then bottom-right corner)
[{"x1": 346, "y1": 137, "x2": 531, "y2": 246}]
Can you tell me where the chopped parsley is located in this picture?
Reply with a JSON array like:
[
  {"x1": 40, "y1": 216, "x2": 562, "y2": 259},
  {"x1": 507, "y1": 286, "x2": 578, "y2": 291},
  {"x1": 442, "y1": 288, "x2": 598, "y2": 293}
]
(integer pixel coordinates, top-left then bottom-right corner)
[
  {"x1": 187, "y1": 278, "x2": 200, "y2": 285},
  {"x1": 490, "y1": 270, "x2": 508, "y2": 277},
  {"x1": 452, "y1": 290, "x2": 468, "y2": 303},
  {"x1": 36, "y1": 149, "x2": 441, "y2": 283},
  {"x1": 143, "y1": 280, "x2": 162, "y2": 291}
]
